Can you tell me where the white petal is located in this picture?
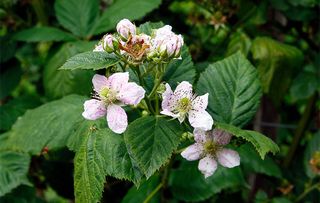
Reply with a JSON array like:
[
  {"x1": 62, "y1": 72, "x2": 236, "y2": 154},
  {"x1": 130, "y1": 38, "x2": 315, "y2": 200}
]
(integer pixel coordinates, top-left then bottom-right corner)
[
  {"x1": 82, "y1": 99, "x2": 107, "y2": 120},
  {"x1": 118, "y1": 82, "x2": 145, "y2": 106},
  {"x1": 193, "y1": 128, "x2": 207, "y2": 143},
  {"x1": 161, "y1": 83, "x2": 175, "y2": 111},
  {"x1": 174, "y1": 81, "x2": 193, "y2": 100},
  {"x1": 160, "y1": 109, "x2": 179, "y2": 118},
  {"x1": 106, "y1": 104, "x2": 128, "y2": 134},
  {"x1": 188, "y1": 110, "x2": 213, "y2": 131},
  {"x1": 192, "y1": 93, "x2": 209, "y2": 111},
  {"x1": 92, "y1": 74, "x2": 109, "y2": 92},
  {"x1": 181, "y1": 143, "x2": 204, "y2": 161},
  {"x1": 212, "y1": 129, "x2": 232, "y2": 146},
  {"x1": 217, "y1": 149, "x2": 240, "y2": 168},
  {"x1": 198, "y1": 156, "x2": 217, "y2": 178},
  {"x1": 108, "y1": 72, "x2": 129, "y2": 92}
]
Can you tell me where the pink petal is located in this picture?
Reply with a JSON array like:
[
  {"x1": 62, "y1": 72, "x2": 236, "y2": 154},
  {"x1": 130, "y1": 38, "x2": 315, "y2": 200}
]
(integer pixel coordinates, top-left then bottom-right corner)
[
  {"x1": 161, "y1": 83, "x2": 175, "y2": 111},
  {"x1": 174, "y1": 81, "x2": 193, "y2": 100},
  {"x1": 118, "y1": 82, "x2": 145, "y2": 106},
  {"x1": 108, "y1": 72, "x2": 129, "y2": 92},
  {"x1": 181, "y1": 143, "x2": 204, "y2": 161},
  {"x1": 198, "y1": 156, "x2": 217, "y2": 178},
  {"x1": 211, "y1": 129, "x2": 232, "y2": 146},
  {"x1": 188, "y1": 110, "x2": 213, "y2": 131},
  {"x1": 192, "y1": 93, "x2": 209, "y2": 111},
  {"x1": 106, "y1": 104, "x2": 128, "y2": 134},
  {"x1": 193, "y1": 128, "x2": 207, "y2": 143},
  {"x1": 217, "y1": 149, "x2": 240, "y2": 168},
  {"x1": 82, "y1": 99, "x2": 107, "y2": 120},
  {"x1": 92, "y1": 74, "x2": 109, "y2": 92}
]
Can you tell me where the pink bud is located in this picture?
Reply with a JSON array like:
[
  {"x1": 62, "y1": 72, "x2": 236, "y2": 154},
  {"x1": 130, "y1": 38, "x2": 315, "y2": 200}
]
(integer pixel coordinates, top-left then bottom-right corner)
[{"x1": 116, "y1": 19, "x2": 136, "y2": 39}]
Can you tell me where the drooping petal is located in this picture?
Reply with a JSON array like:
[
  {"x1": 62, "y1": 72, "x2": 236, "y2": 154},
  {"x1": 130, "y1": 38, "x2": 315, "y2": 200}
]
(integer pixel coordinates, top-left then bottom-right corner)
[
  {"x1": 198, "y1": 156, "x2": 217, "y2": 178},
  {"x1": 106, "y1": 104, "x2": 128, "y2": 134},
  {"x1": 217, "y1": 149, "x2": 240, "y2": 168},
  {"x1": 193, "y1": 128, "x2": 207, "y2": 143},
  {"x1": 161, "y1": 83, "x2": 175, "y2": 111},
  {"x1": 192, "y1": 93, "x2": 209, "y2": 111},
  {"x1": 82, "y1": 99, "x2": 107, "y2": 120},
  {"x1": 118, "y1": 82, "x2": 145, "y2": 106},
  {"x1": 181, "y1": 143, "x2": 204, "y2": 161},
  {"x1": 160, "y1": 109, "x2": 179, "y2": 119},
  {"x1": 174, "y1": 81, "x2": 193, "y2": 100},
  {"x1": 108, "y1": 72, "x2": 129, "y2": 92},
  {"x1": 212, "y1": 129, "x2": 232, "y2": 146},
  {"x1": 188, "y1": 110, "x2": 213, "y2": 131},
  {"x1": 92, "y1": 74, "x2": 109, "y2": 92}
]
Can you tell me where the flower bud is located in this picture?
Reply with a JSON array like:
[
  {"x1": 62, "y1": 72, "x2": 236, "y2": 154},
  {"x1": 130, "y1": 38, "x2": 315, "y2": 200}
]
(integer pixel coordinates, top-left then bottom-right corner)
[
  {"x1": 102, "y1": 34, "x2": 118, "y2": 53},
  {"x1": 93, "y1": 43, "x2": 104, "y2": 52},
  {"x1": 116, "y1": 19, "x2": 136, "y2": 39}
]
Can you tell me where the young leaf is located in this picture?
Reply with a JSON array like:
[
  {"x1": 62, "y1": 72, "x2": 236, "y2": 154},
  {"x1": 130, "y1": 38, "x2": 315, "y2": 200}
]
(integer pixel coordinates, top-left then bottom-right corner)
[
  {"x1": 197, "y1": 52, "x2": 262, "y2": 128},
  {"x1": 124, "y1": 116, "x2": 184, "y2": 178},
  {"x1": 59, "y1": 51, "x2": 120, "y2": 70},
  {"x1": 215, "y1": 122, "x2": 279, "y2": 159},
  {"x1": 13, "y1": 27, "x2": 77, "y2": 42},
  {"x1": 0, "y1": 151, "x2": 30, "y2": 197},
  {"x1": 54, "y1": 0, "x2": 99, "y2": 38}
]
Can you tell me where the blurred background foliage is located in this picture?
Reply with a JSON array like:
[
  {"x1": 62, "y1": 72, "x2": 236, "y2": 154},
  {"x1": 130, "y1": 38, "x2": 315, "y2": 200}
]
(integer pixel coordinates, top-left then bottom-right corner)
[{"x1": 0, "y1": 0, "x2": 319, "y2": 202}]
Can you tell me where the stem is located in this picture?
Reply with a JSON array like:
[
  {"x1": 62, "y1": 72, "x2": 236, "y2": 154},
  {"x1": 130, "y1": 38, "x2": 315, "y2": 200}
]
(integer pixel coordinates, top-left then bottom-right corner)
[
  {"x1": 143, "y1": 183, "x2": 163, "y2": 203},
  {"x1": 295, "y1": 182, "x2": 320, "y2": 202},
  {"x1": 155, "y1": 93, "x2": 160, "y2": 115},
  {"x1": 30, "y1": 0, "x2": 48, "y2": 25},
  {"x1": 135, "y1": 68, "x2": 155, "y2": 114}
]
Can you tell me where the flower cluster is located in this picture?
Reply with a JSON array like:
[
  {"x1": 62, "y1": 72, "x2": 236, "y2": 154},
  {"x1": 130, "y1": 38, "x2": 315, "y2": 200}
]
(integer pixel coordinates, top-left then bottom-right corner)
[{"x1": 93, "y1": 19, "x2": 184, "y2": 64}]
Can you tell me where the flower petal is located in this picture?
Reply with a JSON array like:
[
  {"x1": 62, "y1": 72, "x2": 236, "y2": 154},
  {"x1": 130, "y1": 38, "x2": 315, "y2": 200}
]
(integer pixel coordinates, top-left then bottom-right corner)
[
  {"x1": 161, "y1": 83, "x2": 175, "y2": 111},
  {"x1": 198, "y1": 156, "x2": 217, "y2": 178},
  {"x1": 118, "y1": 82, "x2": 145, "y2": 106},
  {"x1": 82, "y1": 99, "x2": 106, "y2": 120},
  {"x1": 108, "y1": 72, "x2": 129, "y2": 92},
  {"x1": 174, "y1": 81, "x2": 193, "y2": 100},
  {"x1": 192, "y1": 93, "x2": 209, "y2": 111},
  {"x1": 189, "y1": 110, "x2": 213, "y2": 131},
  {"x1": 92, "y1": 74, "x2": 109, "y2": 92},
  {"x1": 106, "y1": 104, "x2": 128, "y2": 134},
  {"x1": 181, "y1": 143, "x2": 204, "y2": 161},
  {"x1": 212, "y1": 129, "x2": 232, "y2": 145},
  {"x1": 193, "y1": 128, "x2": 207, "y2": 143},
  {"x1": 160, "y1": 109, "x2": 179, "y2": 119},
  {"x1": 217, "y1": 149, "x2": 240, "y2": 168}
]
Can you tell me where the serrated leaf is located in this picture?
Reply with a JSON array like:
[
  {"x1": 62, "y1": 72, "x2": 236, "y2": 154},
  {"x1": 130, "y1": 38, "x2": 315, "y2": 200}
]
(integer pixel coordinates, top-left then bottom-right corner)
[
  {"x1": 54, "y1": 0, "x2": 99, "y2": 37},
  {"x1": 44, "y1": 42, "x2": 95, "y2": 99},
  {"x1": 13, "y1": 27, "x2": 77, "y2": 42},
  {"x1": 59, "y1": 51, "x2": 120, "y2": 70},
  {"x1": 124, "y1": 116, "x2": 183, "y2": 178},
  {"x1": 169, "y1": 161, "x2": 246, "y2": 202},
  {"x1": 225, "y1": 30, "x2": 252, "y2": 56},
  {"x1": 0, "y1": 151, "x2": 30, "y2": 197},
  {"x1": 197, "y1": 52, "x2": 262, "y2": 127},
  {"x1": 216, "y1": 122, "x2": 279, "y2": 159},
  {"x1": 91, "y1": 0, "x2": 162, "y2": 35}
]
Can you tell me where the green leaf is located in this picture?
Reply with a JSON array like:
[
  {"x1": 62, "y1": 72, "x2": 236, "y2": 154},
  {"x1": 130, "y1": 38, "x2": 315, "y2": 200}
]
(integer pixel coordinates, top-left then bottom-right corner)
[
  {"x1": 138, "y1": 21, "x2": 164, "y2": 35},
  {"x1": 225, "y1": 30, "x2": 252, "y2": 56},
  {"x1": 216, "y1": 122, "x2": 279, "y2": 159},
  {"x1": 0, "y1": 151, "x2": 30, "y2": 197},
  {"x1": 169, "y1": 161, "x2": 246, "y2": 202},
  {"x1": 54, "y1": 0, "x2": 99, "y2": 37},
  {"x1": 44, "y1": 42, "x2": 95, "y2": 99},
  {"x1": 122, "y1": 175, "x2": 160, "y2": 203},
  {"x1": 3, "y1": 95, "x2": 89, "y2": 154},
  {"x1": 0, "y1": 186, "x2": 45, "y2": 203},
  {"x1": 59, "y1": 51, "x2": 120, "y2": 71},
  {"x1": 304, "y1": 131, "x2": 320, "y2": 178},
  {"x1": 163, "y1": 46, "x2": 196, "y2": 88},
  {"x1": 91, "y1": 0, "x2": 162, "y2": 35},
  {"x1": 13, "y1": 27, "x2": 77, "y2": 42},
  {"x1": 124, "y1": 116, "x2": 183, "y2": 178},
  {"x1": 251, "y1": 37, "x2": 303, "y2": 105},
  {"x1": 197, "y1": 52, "x2": 262, "y2": 127}
]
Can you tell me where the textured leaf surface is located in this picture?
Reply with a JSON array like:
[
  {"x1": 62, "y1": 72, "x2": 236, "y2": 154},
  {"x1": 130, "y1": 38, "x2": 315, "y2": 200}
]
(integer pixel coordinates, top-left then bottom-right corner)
[
  {"x1": 169, "y1": 161, "x2": 246, "y2": 202},
  {"x1": 216, "y1": 122, "x2": 279, "y2": 159},
  {"x1": 124, "y1": 116, "x2": 183, "y2": 178},
  {"x1": 13, "y1": 27, "x2": 76, "y2": 42},
  {"x1": 0, "y1": 151, "x2": 30, "y2": 197},
  {"x1": 197, "y1": 52, "x2": 262, "y2": 127},
  {"x1": 54, "y1": 0, "x2": 99, "y2": 37},
  {"x1": 226, "y1": 30, "x2": 252, "y2": 56},
  {"x1": 60, "y1": 51, "x2": 119, "y2": 70}
]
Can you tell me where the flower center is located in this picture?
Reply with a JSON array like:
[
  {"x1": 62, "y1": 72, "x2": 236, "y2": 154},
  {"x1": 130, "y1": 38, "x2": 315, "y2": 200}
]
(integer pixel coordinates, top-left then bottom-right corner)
[
  {"x1": 99, "y1": 87, "x2": 117, "y2": 104},
  {"x1": 177, "y1": 97, "x2": 192, "y2": 113},
  {"x1": 204, "y1": 141, "x2": 220, "y2": 156}
]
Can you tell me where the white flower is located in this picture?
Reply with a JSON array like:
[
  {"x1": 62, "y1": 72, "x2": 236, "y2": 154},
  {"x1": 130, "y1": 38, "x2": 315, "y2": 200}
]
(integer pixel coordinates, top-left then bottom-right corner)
[
  {"x1": 181, "y1": 128, "x2": 240, "y2": 178},
  {"x1": 116, "y1": 19, "x2": 136, "y2": 39},
  {"x1": 102, "y1": 34, "x2": 117, "y2": 53},
  {"x1": 161, "y1": 81, "x2": 213, "y2": 131}
]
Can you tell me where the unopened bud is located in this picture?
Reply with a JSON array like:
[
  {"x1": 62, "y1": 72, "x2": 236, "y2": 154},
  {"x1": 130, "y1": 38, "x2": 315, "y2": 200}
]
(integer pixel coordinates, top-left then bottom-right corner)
[{"x1": 116, "y1": 19, "x2": 136, "y2": 40}]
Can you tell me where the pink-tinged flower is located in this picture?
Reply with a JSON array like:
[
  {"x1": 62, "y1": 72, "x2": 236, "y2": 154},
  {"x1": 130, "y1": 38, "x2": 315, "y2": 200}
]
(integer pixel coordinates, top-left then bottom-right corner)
[
  {"x1": 116, "y1": 19, "x2": 136, "y2": 39},
  {"x1": 82, "y1": 72, "x2": 145, "y2": 134},
  {"x1": 93, "y1": 43, "x2": 104, "y2": 52},
  {"x1": 102, "y1": 34, "x2": 117, "y2": 53},
  {"x1": 181, "y1": 128, "x2": 240, "y2": 178},
  {"x1": 161, "y1": 81, "x2": 213, "y2": 131}
]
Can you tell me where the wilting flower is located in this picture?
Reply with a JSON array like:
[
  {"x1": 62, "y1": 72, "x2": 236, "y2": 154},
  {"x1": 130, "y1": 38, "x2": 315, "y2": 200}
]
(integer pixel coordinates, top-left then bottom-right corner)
[
  {"x1": 181, "y1": 128, "x2": 240, "y2": 178},
  {"x1": 161, "y1": 81, "x2": 213, "y2": 131},
  {"x1": 116, "y1": 19, "x2": 136, "y2": 39},
  {"x1": 82, "y1": 72, "x2": 145, "y2": 134},
  {"x1": 119, "y1": 33, "x2": 151, "y2": 62}
]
